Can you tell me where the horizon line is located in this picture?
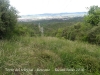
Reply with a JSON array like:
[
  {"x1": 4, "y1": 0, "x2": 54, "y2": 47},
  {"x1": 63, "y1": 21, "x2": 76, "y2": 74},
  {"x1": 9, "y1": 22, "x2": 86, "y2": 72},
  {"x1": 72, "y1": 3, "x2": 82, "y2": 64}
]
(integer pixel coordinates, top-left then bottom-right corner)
[{"x1": 19, "y1": 12, "x2": 87, "y2": 16}]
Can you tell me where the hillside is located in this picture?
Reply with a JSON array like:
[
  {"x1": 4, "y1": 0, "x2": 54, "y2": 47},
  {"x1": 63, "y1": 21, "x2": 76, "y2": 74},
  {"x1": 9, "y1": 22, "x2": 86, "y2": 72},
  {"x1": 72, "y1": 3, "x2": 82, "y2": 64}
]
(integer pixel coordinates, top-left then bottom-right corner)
[
  {"x1": 0, "y1": 1, "x2": 100, "y2": 75},
  {"x1": 0, "y1": 36, "x2": 100, "y2": 75}
]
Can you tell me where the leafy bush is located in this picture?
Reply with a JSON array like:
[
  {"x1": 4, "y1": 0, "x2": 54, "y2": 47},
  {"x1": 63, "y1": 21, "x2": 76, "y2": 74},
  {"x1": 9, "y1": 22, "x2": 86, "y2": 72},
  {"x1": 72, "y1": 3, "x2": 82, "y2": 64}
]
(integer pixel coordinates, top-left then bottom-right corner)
[
  {"x1": 0, "y1": 0, "x2": 18, "y2": 39},
  {"x1": 84, "y1": 6, "x2": 100, "y2": 26},
  {"x1": 86, "y1": 26, "x2": 100, "y2": 44},
  {"x1": 14, "y1": 25, "x2": 35, "y2": 37}
]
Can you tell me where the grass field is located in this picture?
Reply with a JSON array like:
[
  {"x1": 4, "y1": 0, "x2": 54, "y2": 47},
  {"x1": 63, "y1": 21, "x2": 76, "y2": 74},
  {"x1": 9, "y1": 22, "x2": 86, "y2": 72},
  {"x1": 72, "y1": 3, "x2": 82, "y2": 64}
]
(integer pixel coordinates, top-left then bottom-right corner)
[{"x1": 0, "y1": 36, "x2": 100, "y2": 75}]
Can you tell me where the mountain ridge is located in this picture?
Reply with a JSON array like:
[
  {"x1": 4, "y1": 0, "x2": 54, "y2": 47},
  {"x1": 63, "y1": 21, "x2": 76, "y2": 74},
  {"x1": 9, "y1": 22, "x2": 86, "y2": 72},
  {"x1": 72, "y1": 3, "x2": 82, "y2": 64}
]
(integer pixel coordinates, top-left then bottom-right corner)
[
  {"x1": 18, "y1": 12, "x2": 87, "y2": 21},
  {"x1": 21, "y1": 12, "x2": 87, "y2": 16}
]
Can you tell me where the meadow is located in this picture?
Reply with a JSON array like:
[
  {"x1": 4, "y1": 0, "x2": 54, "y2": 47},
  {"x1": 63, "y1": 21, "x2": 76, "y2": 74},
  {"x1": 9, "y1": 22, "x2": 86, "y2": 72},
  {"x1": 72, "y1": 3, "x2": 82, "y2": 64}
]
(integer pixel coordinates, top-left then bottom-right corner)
[{"x1": 0, "y1": 36, "x2": 100, "y2": 75}]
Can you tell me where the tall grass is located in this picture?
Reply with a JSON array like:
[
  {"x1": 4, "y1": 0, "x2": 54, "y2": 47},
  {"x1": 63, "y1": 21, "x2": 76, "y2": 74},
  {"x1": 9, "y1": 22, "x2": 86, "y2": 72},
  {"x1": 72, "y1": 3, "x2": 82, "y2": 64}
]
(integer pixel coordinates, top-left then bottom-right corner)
[{"x1": 0, "y1": 36, "x2": 100, "y2": 75}]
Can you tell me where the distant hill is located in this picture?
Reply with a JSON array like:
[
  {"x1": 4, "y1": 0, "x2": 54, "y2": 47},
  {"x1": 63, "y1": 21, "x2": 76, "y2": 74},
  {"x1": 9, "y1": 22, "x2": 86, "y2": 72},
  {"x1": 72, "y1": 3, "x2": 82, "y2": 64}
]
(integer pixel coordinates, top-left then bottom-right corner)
[{"x1": 18, "y1": 12, "x2": 87, "y2": 22}]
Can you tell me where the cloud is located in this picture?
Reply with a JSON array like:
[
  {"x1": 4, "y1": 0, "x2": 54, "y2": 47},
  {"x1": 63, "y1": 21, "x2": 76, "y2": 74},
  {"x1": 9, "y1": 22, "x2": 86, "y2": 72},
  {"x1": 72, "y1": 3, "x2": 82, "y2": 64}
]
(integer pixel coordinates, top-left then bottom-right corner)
[{"x1": 10, "y1": 0, "x2": 100, "y2": 15}]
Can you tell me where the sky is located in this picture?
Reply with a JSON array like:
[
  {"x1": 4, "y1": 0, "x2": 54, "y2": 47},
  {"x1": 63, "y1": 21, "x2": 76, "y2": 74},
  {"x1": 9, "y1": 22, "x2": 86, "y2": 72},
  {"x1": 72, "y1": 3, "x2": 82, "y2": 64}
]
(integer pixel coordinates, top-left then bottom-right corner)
[{"x1": 9, "y1": 0, "x2": 100, "y2": 15}]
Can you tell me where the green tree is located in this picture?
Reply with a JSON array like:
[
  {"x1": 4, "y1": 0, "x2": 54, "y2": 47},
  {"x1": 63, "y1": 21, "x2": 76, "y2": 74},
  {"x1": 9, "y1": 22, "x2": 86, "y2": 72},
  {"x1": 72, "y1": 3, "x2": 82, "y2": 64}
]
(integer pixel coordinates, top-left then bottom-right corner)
[
  {"x1": 0, "y1": 0, "x2": 18, "y2": 39},
  {"x1": 84, "y1": 6, "x2": 100, "y2": 26}
]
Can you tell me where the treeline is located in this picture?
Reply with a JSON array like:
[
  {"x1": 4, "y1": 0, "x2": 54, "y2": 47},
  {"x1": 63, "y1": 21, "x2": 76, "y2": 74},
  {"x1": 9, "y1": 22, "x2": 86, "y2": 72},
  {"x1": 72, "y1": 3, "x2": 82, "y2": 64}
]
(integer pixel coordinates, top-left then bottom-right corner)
[
  {"x1": 56, "y1": 22, "x2": 100, "y2": 45},
  {"x1": 18, "y1": 17, "x2": 83, "y2": 37},
  {"x1": 55, "y1": 6, "x2": 100, "y2": 45}
]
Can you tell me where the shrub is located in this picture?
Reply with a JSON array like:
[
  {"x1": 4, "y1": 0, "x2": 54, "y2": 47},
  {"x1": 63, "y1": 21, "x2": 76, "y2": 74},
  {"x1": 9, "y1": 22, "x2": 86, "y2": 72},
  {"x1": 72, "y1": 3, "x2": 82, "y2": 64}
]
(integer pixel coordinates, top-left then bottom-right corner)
[
  {"x1": 86, "y1": 26, "x2": 100, "y2": 44},
  {"x1": 75, "y1": 55, "x2": 100, "y2": 73},
  {"x1": 0, "y1": 0, "x2": 18, "y2": 39},
  {"x1": 14, "y1": 25, "x2": 35, "y2": 37}
]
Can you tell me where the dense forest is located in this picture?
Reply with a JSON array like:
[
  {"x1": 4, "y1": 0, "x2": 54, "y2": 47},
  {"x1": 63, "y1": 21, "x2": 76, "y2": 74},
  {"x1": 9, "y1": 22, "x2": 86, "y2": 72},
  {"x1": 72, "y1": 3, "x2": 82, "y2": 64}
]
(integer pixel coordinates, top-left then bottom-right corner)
[{"x1": 0, "y1": 0, "x2": 100, "y2": 75}]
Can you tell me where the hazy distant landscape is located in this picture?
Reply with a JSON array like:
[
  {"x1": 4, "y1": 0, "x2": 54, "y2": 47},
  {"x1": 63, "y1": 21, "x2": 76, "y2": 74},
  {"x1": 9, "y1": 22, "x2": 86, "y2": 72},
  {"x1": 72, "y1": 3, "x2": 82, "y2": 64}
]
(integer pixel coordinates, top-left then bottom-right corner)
[
  {"x1": 18, "y1": 12, "x2": 87, "y2": 21},
  {"x1": 0, "y1": 0, "x2": 100, "y2": 75}
]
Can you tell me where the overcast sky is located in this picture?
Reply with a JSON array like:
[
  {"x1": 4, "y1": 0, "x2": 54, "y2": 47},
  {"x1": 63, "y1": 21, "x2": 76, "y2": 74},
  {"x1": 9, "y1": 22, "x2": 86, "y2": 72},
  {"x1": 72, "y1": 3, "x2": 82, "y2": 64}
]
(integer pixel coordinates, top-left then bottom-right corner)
[{"x1": 9, "y1": 0, "x2": 100, "y2": 15}]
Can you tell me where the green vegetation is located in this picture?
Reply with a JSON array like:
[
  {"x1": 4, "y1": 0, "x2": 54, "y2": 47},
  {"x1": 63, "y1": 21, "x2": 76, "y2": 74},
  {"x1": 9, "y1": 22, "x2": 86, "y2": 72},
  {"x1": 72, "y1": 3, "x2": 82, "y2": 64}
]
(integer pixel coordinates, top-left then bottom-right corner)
[
  {"x1": 84, "y1": 6, "x2": 100, "y2": 26},
  {"x1": 57, "y1": 22, "x2": 100, "y2": 44},
  {"x1": 18, "y1": 17, "x2": 83, "y2": 37},
  {"x1": 0, "y1": 0, "x2": 18, "y2": 39},
  {"x1": 0, "y1": 36, "x2": 100, "y2": 75},
  {"x1": 0, "y1": 2, "x2": 100, "y2": 75},
  {"x1": 55, "y1": 6, "x2": 100, "y2": 45}
]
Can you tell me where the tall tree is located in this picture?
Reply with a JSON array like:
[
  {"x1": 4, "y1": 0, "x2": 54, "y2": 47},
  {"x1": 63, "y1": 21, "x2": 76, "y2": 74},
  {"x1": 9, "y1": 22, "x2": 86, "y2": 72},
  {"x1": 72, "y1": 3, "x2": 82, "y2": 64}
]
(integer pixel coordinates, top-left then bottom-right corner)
[
  {"x1": 84, "y1": 6, "x2": 100, "y2": 26},
  {"x1": 0, "y1": 0, "x2": 18, "y2": 39}
]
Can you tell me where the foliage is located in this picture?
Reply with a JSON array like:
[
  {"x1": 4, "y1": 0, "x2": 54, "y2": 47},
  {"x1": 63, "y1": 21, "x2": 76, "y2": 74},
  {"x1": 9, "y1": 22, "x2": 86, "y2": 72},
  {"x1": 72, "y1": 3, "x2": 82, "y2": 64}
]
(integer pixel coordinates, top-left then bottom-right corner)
[
  {"x1": 0, "y1": 36, "x2": 100, "y2": 75},
  {"x1": 84, "y1": 6, "x2": 100, "y2": 26},
  {"x1": 14, "y1": 24, "x2": 35, "y2": 37},
  {"x1": 0, "y1": 0, "x2": 18, "y2": 39},
  {"x1": 19, "y1": 17, "x2": 83, "y2": 37},
  {"x1": 56, "y1": 28, "x2": 63, "y2": 37},
  {"x1": 18, "y1": 13, "x2": 100, "y2": 45},
  {"x1": 55, "y1": 14, "x2": 100, "y2": 45},
  {"x1": 86, "y1": 26, "x2": 100, "y2": 44},
  {"x1": 17, "y1": 22, "x2": 41, "y2": 36}
]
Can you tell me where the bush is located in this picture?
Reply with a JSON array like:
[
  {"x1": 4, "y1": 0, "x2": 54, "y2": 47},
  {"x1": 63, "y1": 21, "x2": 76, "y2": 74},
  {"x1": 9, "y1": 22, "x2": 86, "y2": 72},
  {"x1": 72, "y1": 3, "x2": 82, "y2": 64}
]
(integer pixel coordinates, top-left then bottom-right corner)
[
  {"x1": 14, "y1": 25, "x2": 35, "y2": 37},
  {"x1": 75, "y1": 55, "x2": 100, "y2": 73},
  {"x1": 86, "y1": 26, "x2": 100, "y2": 44},
  {"x1": 0, "y1": 0, "x2": 18, "y2": 39}
]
